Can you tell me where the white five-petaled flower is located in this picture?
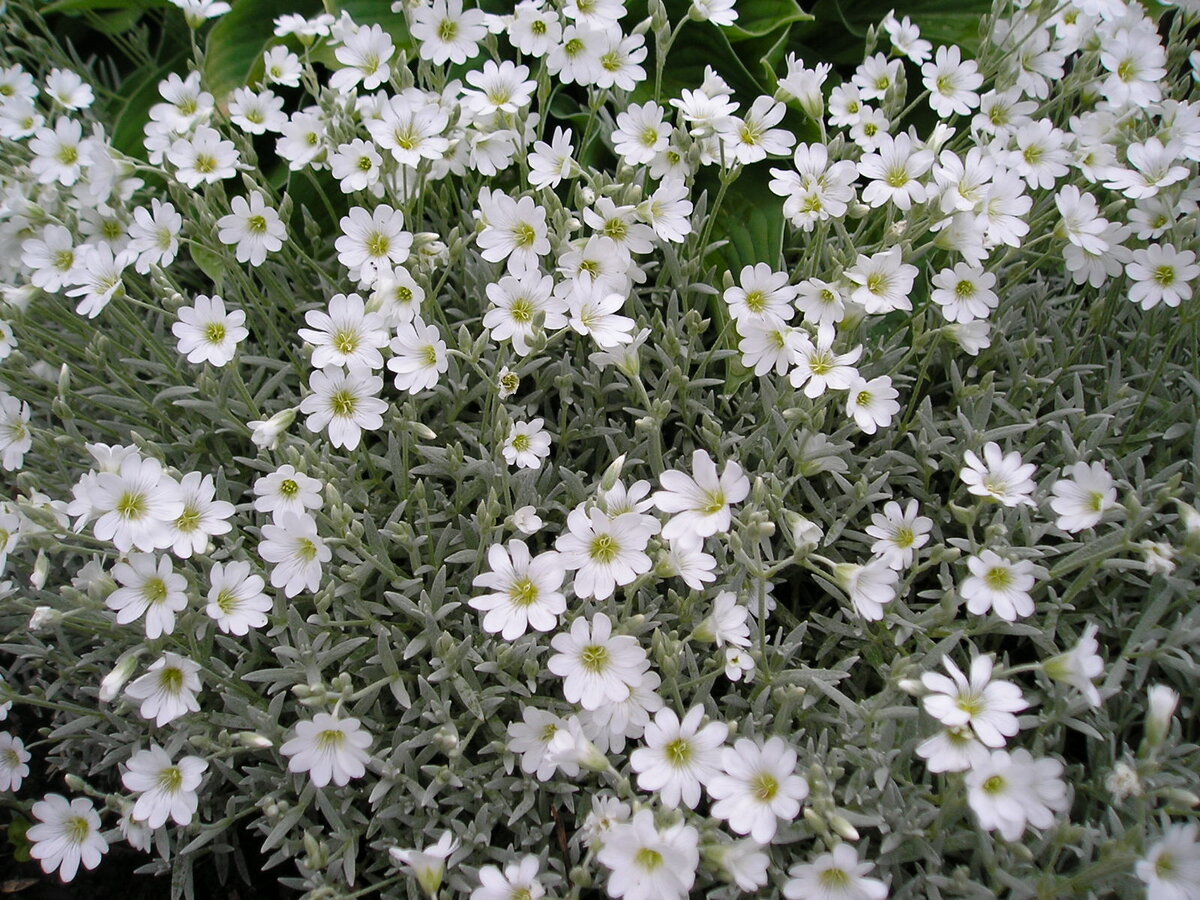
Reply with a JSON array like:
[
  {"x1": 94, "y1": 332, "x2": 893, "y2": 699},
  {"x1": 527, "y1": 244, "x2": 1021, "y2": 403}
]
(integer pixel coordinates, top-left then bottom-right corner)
[
  {"x1": 548, "y1": 612, "x2": 650, "y2": 710},
  {"x1": 0, "y1": 732, "x2": 31, "y2": 791},
  {"x1": 652, "y1": 450, "x2": 750, "y2": 543},
  {"x1": 555, "y1": 505, "x2": 657, "y2": 600},
  {"x1": 298, "y1": 293, "x2": 390, "y2": 371},
  {"x1": 630, "y1": 706, "x2": 728, "y2": 810},
  {"x1": 1044, "y1": 623, "x2": 1105, "y2": 709},
  {"x1": 125, "y1": 652, "x2": 202, "y2": 726},
  {"x1": 388, "y1": 317, "x2": 448, "y2": 394},
  {"x1": 502, "y1": 419, "x2": 552, "y2": 469},
  {"x1": 960, "y1": 550, "x2": 1037, "y2": 621},
  {"x1": 596, "y1": 808, "x2": 700, "y2": 900},
  {"x1": 106, "y1": 553, "x2": 188, "y2": 639},
  {"x1": 921, "y1": 654, "x2": 1029, "y2": 748},
  {"x1": 1049, "y1": 461, "x2": 1117, "y2": 532},
  {"x1": 27, "y1": 794, "x2": 108, "y2": 882},
  {"x1": 253, "y1": 465, "x2": 323, "y2": 522},
  {"x1": 90, "y1": 455, "x2": 185, "y2": 553},
  {"x1": 299, "y1": 364, "x2": 388, "y2": 450},
  {"x1": 834, "y1": 558, "x2": 899, "y2": 621},
  {"x1": 217, "y1": 191, "x2": 286, "y2": 267},
  {"x1": 708, "y1": 736, "x2": 809, "y2": 844},
  {"x1": 782, "y1": 843, "x2": 889, "y2": 900},
  {"x1": 846, "y1": 375, "x2": 901, "y2": 434},
  {"x1": 206, "y1": 560, "x2": 272, "y2": 635},
  {"x1": 866, "y1": 499, "x2": 933, "y2": 569},
  {"x1": 121, "y1": 745, "x2": 207, "y2": 828},
  {"x1": 258, "y1": 511, "x2": 330, "y2": 598},
  {"x1": 281, "y1": 713, "x2": 372, "y2": 787},
  {"x1": 470, "y1": 540, "x2": 567, "y2": 640},
  {"x1": 390, "y1": 832, "x2": 460, "y2": 898},
  {"x1": 471, "y1": 855, "x2": 545, "y2": 900},
  {"x1": 960, "y1": 442, "x2": 1037, "y2": 507},
  {"x1": 1136, "y1": 822, "x2": 1200, "y2": 900},
  {"x1": 172, "y1": 295, "x2": 248, "y2": 366},
  {"x1": 965, "y1": 748, "x2": 1068, "y2": 841}
]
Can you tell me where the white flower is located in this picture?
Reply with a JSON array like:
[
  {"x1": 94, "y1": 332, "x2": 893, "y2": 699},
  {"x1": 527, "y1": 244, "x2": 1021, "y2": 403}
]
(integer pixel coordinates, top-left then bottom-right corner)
[
  {"x1": 921, "y1": 655, "x2": 1028, "y2": 748},
  {"x1": 463, "y1": 60, "x2": 535, "y2": 115},
  {"x1": 484, "y1": 271, "x2": 567, "y2": 356},
  {"x1": 262, "y1": 46, "x2": 302, "y2": 87},
  {"x1": 168, "y1": 125, "x2": 239, "y2": 188},
  {"x1": 789, "y1": 335, "x2": 862, "y2": 398},
  {"x1": 567, "y1": 283, "x2": 637, "y2": 349},
  {"x1": 388, "y1": 317, "x2": 449, "y2": 394},
  {"x1": 247, "y1": 408, "x2": 296, "y2": 451},
  {"x1": 724, "y1": 263, "x2": 796, "y2": 328},
  {"x1": 858, "y1": 133, "x2": 934, "y2": 210},
  {"x1": 510, "y1": 505, "x2": 544, "y2": 535},
  {"x1": 652, "y1": 450, "x2": 750, "y2": 543},
  {"x1": 916, "y1": 725, "x2": 990, "y2": 774},
  {"x1": 612, "y1": 102, "x2": 669, "y2": 165},
  {"x1": 922, "y1": 45, "x2": 983, "y2": 117},
  {"x1": 0, "y1": 394, "x2": 33, "y2": 472},
  {"x1": 1137, "y1": 823, "x2": 1200, "y2": 900},
  {"x1": 90, "y1": 455, "x2": 185, "y2": 553},
  {"x1": 1049, "y1": 461, "x2": 1117, "y2": 532},
  {"x1": 866, "y1": 499, "x2": 932, "y2": 570},
  {"x1": 299, "y1": 293, "x2": 389, "y2": 371},
  {"x1": 471, "y1": 855, "x2": 545, "y2": 900},
  {"x1": 1044, "y1": 624, "x2": 1104, "y2": 708},
  {"x1": 371, "y1": 267, "x2": 426, "y2": 326},
  {"x1": 555, "y1": 506, "x2": 656, "y2": 600},
  {"x1": 217, "y1": 191, "x2": 286, "y2": 268},
  {"x1": 661, "y1": 534, "x2": 717, "y2": 591},
  {"x1": 501, "y1": 418, "x2": 552, "y2": 470},
  {"x1": 390, "y1": 832, "x2": 459, "y2": 898},
  {"x1": 125, "y1": 652, "x2": 202, "y2": 726},
  {"x1": 127, "y1": 199, "x2": 182, "y2": 274},
  {"x1": 121, "y1": 745, "x2": 207, "y2": 828},
  {"x1": 258, "y1": 511, "x2": 330, "y2": 598},
  {"x1": 708, "y1": 736, "x2": 809, "y2": 844},
  {"x1": 206, "y1": 560, "x2": 272, "y2": 635},
  {"x1": 508, "y1": 707, "x2": 577, "y2": 781},
  {"x1": 845, "y1": 375, "x2": 900, "y2": 434},
  {"x1": 476, "y1": 189, "x2": 550, "y2": 274},
  {"x1": 410, "y1": 0, "x2": 487, "y2": 66},
  {"x1": 1126, "y1": 243, "x2": 1198, "y2": 311},
  {"x1": 65, "y1": 243, "x2": 136, "y2": 318},
  {"x1": 960, "y1": 442, "x2": 1036, "y2": 507},
  {"x1": 470, "y1": 540, "x2": 566, "y2": 640},
  {"x1": 965, "y1": 749, "x2": 1069, "y2": 841},
  {"x1": 253, "y1": 465, "x2": 323, "y2": 522},
  {"x1": 630, "y1": 706, "x2": 728, "y2": 810},
  {"x1": 336, "y1": 205, "x2": 412, "y2": 287},
  {"x1": 547, "y1": 612, "x2": 650, "y2": 710},
  {"x1": 930, "y1": 264, "x2": 999, "y2": 323},
  {"x1": 581, "y1": 670, "x2": 664, "y2": 754},
  {"x1": 330, "y1": 23, "x2": 394, "y2": 91},
  {"x1": 281, "y1": 713, "x2": 372, "y2": 787},
  {"x1": 46, "y1": 68, "x2": 94, "y2": 110},
  {"x1": 596, "y1": 809, "x2": 699, "y2": 900},
  {"x1": 720, "y1": 96, "x2": 795, "y2": 166},
  {"x1": 28, "y1": 116, "x2": 87, "y2": 186},
  {"x1": 172, "y1": 295, "x2": 248, "y2": 366},
  {"x1": 329, "y1": 138, "x2": 383, "y2": 195},
  {"x1": 299, "y1": 364, "x2": 388, "y2": 450},
  {"x1": 529, "y1": 126, "x2": 576, "y2": 189},
  {"x1": 167, "y1": 471, "x2": 234, "y2": 557},
  {"x1": 106, "y1": 553, "x2": 187, "y2": 639},
  {"x1": 691, "y1": 0, "x2": 738, "y2": 25},
  {"x1": 0, "y1": 732, "x2": 31, "y2": 791},
  {"x1": 27, "y1": 794, "x2": 108, "y2": 882},
  {"x1": 834, "y1": 559, "x2": 898, "y2": 621},
  {"x1": 724, "y1": 646, "x2": 756, "y2": 682},
  {"x1": 783, "y1": 843, "x2": 889, "y2": 900},
  {"x1": 228, "y1": 87, "x2": 286, "y2": 135},
  {"x1": 846, "y1": 247, "x2": 917, "y2": 314},
  {"x1": 960, "y1": 550, "x2": 1037, "y2": 621}
]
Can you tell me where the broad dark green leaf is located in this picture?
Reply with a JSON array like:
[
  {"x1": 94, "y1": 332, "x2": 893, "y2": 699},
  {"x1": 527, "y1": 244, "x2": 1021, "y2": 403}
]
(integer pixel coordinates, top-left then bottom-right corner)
[
  {"x1": 726, "y1": 0, "x2": 814, "y2": 41},
  {"x1": 111, "y1": 48, "x2": 188, "y2": 157},
  {"x1": 204, "y1": 0, "x2": 322, "y2": 99},
  {"x1": 40, "y1": 0, "x2": 165, "y2": 12}
]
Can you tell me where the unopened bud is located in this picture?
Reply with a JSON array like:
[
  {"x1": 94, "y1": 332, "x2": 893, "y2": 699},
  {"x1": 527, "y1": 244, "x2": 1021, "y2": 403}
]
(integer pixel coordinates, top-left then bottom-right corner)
[
  {"x1": 99, "y1": 652, "x2": 141, "y2": 702},
  {"x1": 1145, "y1": 684, "x2": 1180, "y2": 749},
  {"x1": 237, "y1": 731, "x2": 273, "y2": 750}
]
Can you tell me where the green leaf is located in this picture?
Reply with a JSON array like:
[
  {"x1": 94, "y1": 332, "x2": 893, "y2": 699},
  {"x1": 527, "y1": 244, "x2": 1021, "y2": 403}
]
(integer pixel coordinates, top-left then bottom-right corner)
[
  {"x1": 634, "y1": 18, "x2": 766, "y2": 105},
  {"x1": 40, "y1": 0, "x2": 166, "y2": 12},
  {"x1": 112, "y1": 49, "x2": 188, "y2": 158},
  {"x1": 707, "y1": 164, "x2": 786, "y2": 275},
  {"x1": 190, "y1": 244, "x2": 229, "y2": 290},
  {"x1": 726, "y1": 0, "x2": 814, "y2": 41},
  {"x1": 204, "y1": 0, "x2": 322, "y2": 99}
]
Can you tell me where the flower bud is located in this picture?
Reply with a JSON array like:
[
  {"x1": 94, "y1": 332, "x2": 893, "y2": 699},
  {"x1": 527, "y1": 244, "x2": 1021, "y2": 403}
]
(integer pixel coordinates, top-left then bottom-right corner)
[
  {"x1": 784, "y1": 511, "x2": 823, "y2": 553},
  {"x1": 248, "y1": 408, "x2": 296, "y2": 451},
  {"x1": 829, "y1": 814, "x2": 860, "y2": 841},
  {"x1": 99, "y1": 651, "x2": 141, "y2": 702},
  {"x1": 237, "y1": 731, "x2": 273, "y2": 749},
  {"x1": 1145, "y1": 684, "x2": 1179, "y2": 749},
  {"x1": 28, "y1": 605, "x2": 59, "y2": 631}
]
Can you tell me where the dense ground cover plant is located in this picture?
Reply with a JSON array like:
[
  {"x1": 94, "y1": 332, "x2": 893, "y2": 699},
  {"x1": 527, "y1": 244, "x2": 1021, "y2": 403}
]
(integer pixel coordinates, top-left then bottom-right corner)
[{"x1": 0, "y1": 0, "x2": 1199, "y2": 897}]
